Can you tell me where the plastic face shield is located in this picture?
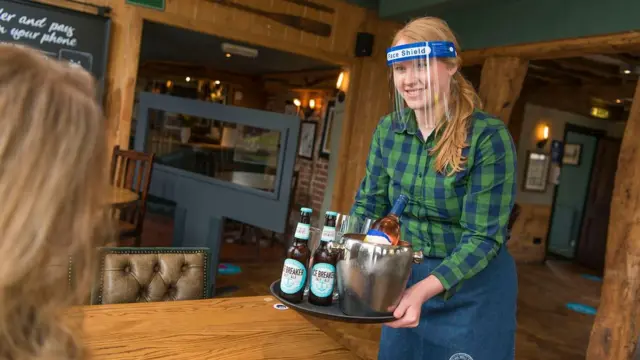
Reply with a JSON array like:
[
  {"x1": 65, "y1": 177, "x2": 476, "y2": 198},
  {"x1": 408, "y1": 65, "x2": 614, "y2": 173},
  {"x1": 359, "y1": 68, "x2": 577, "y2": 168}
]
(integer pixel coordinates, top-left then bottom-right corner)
[{"x1": 386, "y1": 41, "x2": 457, "y2": 130}]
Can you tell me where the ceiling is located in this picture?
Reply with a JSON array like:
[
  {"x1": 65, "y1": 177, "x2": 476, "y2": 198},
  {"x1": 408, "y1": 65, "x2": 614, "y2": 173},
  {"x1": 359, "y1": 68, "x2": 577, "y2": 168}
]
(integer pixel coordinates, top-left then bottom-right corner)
[
  {"x1": 461, "y1": 53, "x2": 640, "y2": 121},
  {"x1": 139, "y1": 21, "x2": 338, "y2": 75}
]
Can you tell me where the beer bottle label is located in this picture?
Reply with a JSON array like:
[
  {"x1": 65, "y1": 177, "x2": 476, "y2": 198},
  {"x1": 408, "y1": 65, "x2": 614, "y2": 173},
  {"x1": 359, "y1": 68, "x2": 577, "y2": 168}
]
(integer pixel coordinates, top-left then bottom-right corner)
[
  {"x1": 279, "y1": 258, "x2": 307, "y2": 294},
  {"x1": 310, "y1": 262, "x2": 336, "y2": 298},
  {"x1": 320, "y1": 225, "x2": 335, "y2": 242},
  {"x1": 294, "y1": 222, "x2": 310, "y2": 240}
]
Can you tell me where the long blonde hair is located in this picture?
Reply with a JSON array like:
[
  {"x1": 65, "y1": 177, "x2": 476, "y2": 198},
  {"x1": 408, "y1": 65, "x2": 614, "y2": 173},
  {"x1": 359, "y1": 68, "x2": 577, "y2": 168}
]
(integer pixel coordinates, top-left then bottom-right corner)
[
  {"x1": 0, "y1": 44, "x2": 111, "y2": 359},
  {"x1": 393, "y1": 17, "x2": 481, "y2": 175}
]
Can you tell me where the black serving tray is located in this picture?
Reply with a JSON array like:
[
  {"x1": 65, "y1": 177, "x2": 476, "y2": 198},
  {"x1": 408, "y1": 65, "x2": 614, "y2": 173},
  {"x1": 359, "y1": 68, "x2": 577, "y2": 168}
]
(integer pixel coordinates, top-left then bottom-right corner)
[{"x1": 269, "y1": 280, "x2": 395, "y2": 324}]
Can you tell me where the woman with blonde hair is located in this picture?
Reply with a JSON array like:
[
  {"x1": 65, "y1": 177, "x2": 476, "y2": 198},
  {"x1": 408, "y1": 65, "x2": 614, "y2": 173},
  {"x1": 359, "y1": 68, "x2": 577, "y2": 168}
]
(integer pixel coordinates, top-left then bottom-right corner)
[
  {"x1": 0, "y1": 44, "x2": 111, "y2": 359},
  {"x1": 350, "y1": 17, "x2": 518, "y2": 359}
]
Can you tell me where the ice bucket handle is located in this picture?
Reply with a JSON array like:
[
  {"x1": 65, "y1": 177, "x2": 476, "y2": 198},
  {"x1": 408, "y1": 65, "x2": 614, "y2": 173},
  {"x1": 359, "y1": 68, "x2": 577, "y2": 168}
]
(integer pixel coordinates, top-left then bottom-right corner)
[{"x1": 412, "y1": 250, "x2": 424, "y2": 264}]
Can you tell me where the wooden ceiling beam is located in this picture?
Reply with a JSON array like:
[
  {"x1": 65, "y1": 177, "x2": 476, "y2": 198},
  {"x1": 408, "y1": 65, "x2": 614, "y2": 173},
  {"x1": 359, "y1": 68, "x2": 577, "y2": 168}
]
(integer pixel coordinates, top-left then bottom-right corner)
[
  {"x1": 260, "y1": 68, "x2": 342, "y2": 81},
  {"x1": 610, "y1": 53, "x2": 640, "y2": 67},
  {"x1": 528, "y1": 63, "x2": 587, "y2": 84},
  {"x1": 532, "y1": 60, "x2": 605, "y2": 83},
  {"x1": 552, "y1": 58, "x2": 621, "y2": 79},
  {"x1": 526, "y1": 67, "x2": 577, "y2": 85},
  {"x1": 530, "y1": 83, "x2": 636, "y2": 104},
  {"x1": 524, "y1": 84, "x2": 631, "y2": 120},
  {"x1": 138, "y1": 61, "x2": 262, "y2": 89},
  {"x1": 462, "y1": 31, "x2": 640, "y2": 66}
]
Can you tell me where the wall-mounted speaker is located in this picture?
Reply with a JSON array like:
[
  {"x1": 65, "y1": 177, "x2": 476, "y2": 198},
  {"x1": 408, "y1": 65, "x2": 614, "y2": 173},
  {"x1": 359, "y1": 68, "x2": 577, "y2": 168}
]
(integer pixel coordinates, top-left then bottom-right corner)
[{"x1": 355, "y1": 32, "x2": 374, "y2": 57}]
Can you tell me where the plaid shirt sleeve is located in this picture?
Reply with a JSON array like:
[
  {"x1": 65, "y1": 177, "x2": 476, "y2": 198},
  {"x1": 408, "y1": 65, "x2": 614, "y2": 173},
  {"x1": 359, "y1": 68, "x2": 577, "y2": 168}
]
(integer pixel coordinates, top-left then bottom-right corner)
[
  {"x1": 430, "y1": 124, "x2": 517, "y2": 300},
  {"x1": 350, "y1": 118, "x2": 391, "y2": 220}
]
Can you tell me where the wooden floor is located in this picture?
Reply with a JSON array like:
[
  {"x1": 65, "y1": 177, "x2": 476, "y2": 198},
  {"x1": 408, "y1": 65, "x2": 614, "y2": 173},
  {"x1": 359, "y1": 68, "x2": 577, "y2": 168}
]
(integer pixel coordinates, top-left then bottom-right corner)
[{"x1": 216, "y1": 256, "x2": 602, "y2": 360}]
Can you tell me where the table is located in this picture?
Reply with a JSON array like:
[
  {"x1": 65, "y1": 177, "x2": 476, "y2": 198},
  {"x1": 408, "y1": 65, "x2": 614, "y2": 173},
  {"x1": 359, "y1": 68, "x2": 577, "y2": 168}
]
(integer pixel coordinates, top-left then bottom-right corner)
[
  {"x1": 110, "y1": 186, "x2": 139, "y2": 207},
  {"x1": 79, "y1": 295, "x2": 357, "y2": 359}
]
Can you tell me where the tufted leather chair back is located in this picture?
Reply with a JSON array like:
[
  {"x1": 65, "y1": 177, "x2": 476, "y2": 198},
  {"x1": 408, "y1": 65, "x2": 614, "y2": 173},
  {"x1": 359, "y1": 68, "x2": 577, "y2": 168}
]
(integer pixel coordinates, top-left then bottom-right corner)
[{"x1": 91, "y1": 247, "x2": 210, "y2": 305}]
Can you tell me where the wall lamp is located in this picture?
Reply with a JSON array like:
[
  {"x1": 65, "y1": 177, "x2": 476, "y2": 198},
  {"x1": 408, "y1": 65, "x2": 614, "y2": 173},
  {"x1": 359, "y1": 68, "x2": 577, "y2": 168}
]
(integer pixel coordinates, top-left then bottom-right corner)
[
  {"x1": 536, "y1": 123, "x2": 550, "y2": 149},
  {"x1": 293, "y1": 98, "x2": 317, "y2": 119}
]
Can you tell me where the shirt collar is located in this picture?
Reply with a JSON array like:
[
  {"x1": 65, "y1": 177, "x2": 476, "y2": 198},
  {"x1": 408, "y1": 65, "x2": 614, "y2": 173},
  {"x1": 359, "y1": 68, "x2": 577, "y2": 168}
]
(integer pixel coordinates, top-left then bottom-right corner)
[{"x1": 391, "y1": 109, "x2": 418, "y2": 135}]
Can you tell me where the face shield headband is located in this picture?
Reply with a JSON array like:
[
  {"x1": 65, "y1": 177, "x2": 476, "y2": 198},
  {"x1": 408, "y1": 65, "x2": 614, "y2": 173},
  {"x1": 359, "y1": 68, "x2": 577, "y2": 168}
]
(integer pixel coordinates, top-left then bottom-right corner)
[{"x1": 386, "y1": 41, "x2": 457, "y2": 131}]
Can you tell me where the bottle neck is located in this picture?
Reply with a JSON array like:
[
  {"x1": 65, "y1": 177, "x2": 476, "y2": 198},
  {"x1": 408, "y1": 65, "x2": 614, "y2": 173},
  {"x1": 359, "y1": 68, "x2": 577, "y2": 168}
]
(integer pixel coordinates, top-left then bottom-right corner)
[
  {"x1": 320, "y1": 224, "x2": 336, "y2": 242},
  {"x1": 389, "y1": 197, "x2": 408, "y2": 217},
  {"x1": 294, "y1": 221, "x2": 311, "y2": 241}
]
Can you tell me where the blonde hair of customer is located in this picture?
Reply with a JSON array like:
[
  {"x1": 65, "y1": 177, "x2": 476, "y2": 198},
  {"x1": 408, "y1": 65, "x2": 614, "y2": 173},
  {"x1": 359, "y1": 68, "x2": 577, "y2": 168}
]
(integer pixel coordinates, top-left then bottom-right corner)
[
  {"x1": 392, "y1": 17, "x2": 482, "y2": 175},
  {"x1": 0, "y1": 44, "x2": 111, "y2": 359}
]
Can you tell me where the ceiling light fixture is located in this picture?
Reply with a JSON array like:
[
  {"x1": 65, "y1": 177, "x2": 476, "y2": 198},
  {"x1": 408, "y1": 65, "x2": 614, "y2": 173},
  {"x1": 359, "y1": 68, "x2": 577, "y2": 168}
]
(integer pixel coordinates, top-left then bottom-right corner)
[
  {"x1": 214, "y1": 80, "x2": 221, "y2": 85},
  {"x1": 221, "y1": 42, "x2": 258, "y2": 58},
  {"x1": 185, "y1": 76, "x2": 191, "y2": 82}
]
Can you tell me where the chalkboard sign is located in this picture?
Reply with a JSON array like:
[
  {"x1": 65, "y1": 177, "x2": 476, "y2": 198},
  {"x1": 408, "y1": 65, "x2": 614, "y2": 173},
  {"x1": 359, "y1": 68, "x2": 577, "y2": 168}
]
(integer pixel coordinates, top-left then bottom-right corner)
[{"x1": 0, "y1": 0, "x2": 111, "y2": 99}]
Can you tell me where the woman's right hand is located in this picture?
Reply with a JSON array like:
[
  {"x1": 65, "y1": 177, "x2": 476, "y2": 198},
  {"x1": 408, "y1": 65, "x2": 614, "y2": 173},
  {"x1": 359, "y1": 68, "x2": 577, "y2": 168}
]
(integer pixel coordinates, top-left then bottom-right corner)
[{"x1": 385, "y1": 275, "x2": 444, "y2": 328}]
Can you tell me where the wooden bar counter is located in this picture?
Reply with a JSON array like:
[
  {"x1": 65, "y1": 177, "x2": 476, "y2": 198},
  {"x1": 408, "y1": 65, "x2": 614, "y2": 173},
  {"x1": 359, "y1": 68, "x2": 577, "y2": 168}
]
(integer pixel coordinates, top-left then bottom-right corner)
[{"x1": 78, "y1": 295, "x2": 357, "y2": 359}]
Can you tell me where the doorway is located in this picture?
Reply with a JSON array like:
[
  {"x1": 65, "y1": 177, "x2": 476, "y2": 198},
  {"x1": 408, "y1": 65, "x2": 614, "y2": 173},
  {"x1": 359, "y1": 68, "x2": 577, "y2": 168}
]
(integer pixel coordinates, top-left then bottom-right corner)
[
  {"x1": 575, "y1": 137, "x2": 621, "y2": 274},
  {"x1": 546, "y1": 123, "x2": 620, "y2": 273}
]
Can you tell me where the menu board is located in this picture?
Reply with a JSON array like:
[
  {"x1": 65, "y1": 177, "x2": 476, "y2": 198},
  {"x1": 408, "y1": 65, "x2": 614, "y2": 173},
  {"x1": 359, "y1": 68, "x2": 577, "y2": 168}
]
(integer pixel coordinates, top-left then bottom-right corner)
[{"x1": 0, "y1": 0, "x2": 111, "y2": 99}]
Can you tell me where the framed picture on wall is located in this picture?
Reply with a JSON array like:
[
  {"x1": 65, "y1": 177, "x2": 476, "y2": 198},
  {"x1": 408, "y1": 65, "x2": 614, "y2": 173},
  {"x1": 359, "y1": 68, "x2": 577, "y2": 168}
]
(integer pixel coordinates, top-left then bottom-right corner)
[
  {"x1": 523, "y1": 150, "x2": 550, "y2": 192},
  {"x1": 298, "y1": 120, "x2": 317, "y2": 160},
  {"x1": 563, "y1": 143, "x2": 582, "y2": 166},
  {"x1": 319, "y1": 100, "x2": 335, "y2": 158}
]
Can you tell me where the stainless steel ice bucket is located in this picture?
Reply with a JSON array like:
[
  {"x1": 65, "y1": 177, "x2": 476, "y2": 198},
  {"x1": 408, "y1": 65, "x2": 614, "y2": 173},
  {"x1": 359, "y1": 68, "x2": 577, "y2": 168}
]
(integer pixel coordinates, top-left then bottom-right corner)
[{"x1": 330, "y1": 233, "x2": 423, "y2": 317}]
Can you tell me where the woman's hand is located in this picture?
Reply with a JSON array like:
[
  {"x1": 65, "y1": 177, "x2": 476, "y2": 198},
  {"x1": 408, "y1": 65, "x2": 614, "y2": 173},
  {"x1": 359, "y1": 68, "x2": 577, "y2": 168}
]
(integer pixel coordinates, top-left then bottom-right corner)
[{"x1": 385, "y1": 275, "x2": 445, "y2": 328}]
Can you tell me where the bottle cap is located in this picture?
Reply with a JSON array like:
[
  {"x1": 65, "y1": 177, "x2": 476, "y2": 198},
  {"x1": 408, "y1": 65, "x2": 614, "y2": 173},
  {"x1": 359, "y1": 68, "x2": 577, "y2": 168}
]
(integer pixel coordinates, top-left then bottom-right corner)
[
  {"x1": 325, "y1": 211, "x2": 338, "y2": 216},
  {"x1": 301, "y1": 207, "x2": 313, "y2": 213}
]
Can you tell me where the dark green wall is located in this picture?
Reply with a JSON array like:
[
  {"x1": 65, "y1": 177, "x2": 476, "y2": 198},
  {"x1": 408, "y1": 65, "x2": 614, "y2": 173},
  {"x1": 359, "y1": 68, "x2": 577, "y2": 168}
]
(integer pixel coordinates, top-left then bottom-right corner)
[
  {"x1": 431, "y1": 0, "x2": 640, "y2": 50},
  {"x1": 348, "y1": 0, "x2": 640, "y2": 51}
]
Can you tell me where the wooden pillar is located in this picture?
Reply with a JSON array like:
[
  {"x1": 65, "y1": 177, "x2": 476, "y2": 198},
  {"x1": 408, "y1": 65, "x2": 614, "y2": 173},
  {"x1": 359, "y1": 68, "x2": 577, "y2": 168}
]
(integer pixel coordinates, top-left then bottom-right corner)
[
  {"x1": 586, "y1": 77, "x2": 640, "y2": 360},
  {"x1": 478, "y1": 56, "x2": 528, "y2": 124},
  {"x1": 104, "y1": 3, "x2": 143, "y2": 150},
  {"x1": 330, "y1": 15, "x2": 399, "y2": 214}
]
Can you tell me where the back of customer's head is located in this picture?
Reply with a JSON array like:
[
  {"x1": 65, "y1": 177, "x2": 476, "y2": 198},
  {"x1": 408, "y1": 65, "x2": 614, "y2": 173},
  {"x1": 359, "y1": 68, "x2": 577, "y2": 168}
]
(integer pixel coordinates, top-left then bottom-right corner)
[{"x1": 0, "y1": 44, "x2": 110, "y2": 359}]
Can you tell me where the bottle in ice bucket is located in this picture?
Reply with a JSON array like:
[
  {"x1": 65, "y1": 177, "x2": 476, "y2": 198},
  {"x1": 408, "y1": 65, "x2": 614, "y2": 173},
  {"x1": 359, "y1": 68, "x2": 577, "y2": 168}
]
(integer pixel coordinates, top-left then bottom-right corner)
[
  {"x1": 308, "y1": 211, "x2": 338, "y2": 306},
  {"x1": 279, "y1": 207, "x2": 312, "y2": 303},
  {"x1": 364, "y1": 195, "x2": 408, "y2": 246}
]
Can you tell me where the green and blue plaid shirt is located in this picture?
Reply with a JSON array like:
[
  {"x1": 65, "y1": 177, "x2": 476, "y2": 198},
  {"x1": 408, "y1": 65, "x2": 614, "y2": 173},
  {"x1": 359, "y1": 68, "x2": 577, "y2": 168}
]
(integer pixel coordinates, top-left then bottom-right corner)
[{"x1": 350, "y1": 109, "x2": 517, "y2": 299}]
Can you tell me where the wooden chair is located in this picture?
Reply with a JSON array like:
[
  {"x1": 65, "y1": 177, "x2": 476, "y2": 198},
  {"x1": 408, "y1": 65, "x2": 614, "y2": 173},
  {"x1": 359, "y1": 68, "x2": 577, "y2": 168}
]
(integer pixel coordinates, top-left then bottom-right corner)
[{"x1": 110, "y1": 146, "x2": 155, "y2": 247}]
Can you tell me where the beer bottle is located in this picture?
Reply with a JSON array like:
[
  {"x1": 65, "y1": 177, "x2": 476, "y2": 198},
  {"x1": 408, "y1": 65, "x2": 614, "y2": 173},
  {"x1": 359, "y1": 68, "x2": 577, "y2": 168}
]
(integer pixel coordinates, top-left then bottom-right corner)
[
  {"x1": 279, "y1": 207, "x2": 312, "y2": 303},
  {"x1": 364, "y1": 195, "x2": 408, "y2": 245},
  {"x1": 308, "y1": 211, "x2": 338, "y2": 306}
]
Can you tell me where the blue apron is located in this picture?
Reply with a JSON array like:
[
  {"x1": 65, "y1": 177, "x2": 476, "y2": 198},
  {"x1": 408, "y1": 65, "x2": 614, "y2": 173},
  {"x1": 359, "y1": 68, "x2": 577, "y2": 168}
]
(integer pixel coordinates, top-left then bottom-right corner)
[{"x1": 378, "y1": 246, "x2": 518, "y2": 360}]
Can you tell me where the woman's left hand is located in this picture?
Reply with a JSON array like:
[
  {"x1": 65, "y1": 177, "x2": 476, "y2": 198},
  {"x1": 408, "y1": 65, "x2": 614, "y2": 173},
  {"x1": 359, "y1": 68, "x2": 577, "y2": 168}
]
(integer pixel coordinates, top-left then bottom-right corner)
[{"x1": 385, "y1": 275, "x2": 445, "y2": 328}]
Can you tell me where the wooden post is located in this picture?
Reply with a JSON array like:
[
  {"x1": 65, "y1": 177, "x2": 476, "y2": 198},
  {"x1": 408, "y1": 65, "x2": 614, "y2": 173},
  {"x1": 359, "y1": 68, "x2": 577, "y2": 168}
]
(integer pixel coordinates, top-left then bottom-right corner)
[
  {"x1": 478, "y1": 56, "x2": 528, "y2": 124},
  {"x1": 586, "y1": 78, "x2": 640, "y2": 360},
  {"x1": 104, "y1": 3, "x2": 142, "y2": 150},
  {"x1": 330, "y1": 15, "x2": 400, "y2": 214}
]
